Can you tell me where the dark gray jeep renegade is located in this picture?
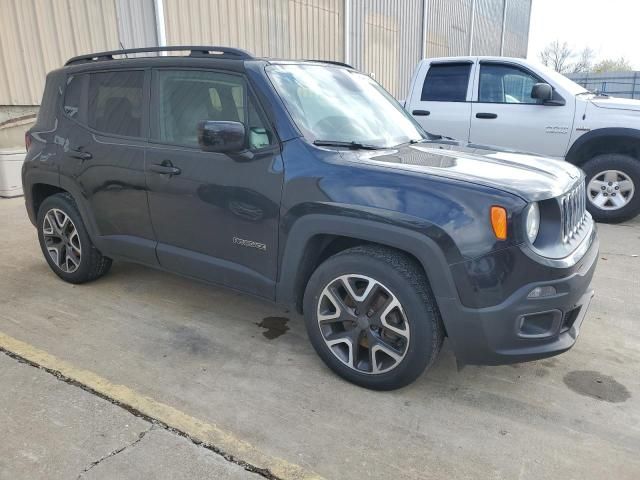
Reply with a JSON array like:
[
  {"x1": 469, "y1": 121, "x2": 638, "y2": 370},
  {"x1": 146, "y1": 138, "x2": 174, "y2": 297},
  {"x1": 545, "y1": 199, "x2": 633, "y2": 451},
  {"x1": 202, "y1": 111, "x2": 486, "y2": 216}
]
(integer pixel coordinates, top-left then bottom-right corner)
[{"x1": 23, "y1": 46, "x2": 598, "y2": 390}]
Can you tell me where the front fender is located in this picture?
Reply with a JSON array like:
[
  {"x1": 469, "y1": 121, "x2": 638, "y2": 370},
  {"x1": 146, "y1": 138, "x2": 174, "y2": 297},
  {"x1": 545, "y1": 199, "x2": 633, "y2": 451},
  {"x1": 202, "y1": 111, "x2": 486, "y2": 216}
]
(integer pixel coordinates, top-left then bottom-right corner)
[{"x1": 275, "y1": 211, "x2": 461, "y2": 310}]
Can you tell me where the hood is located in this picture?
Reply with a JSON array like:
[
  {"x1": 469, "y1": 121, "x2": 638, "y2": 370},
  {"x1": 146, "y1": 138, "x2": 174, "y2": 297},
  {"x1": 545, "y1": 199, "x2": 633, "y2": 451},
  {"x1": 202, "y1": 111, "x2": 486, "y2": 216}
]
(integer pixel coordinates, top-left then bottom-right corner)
[
  {"x1": 339, "y1": 141, "x2": 582, "y2": 202},
  {"x1": 590, "y1": 96, "x2": 640, "y2": 112}
]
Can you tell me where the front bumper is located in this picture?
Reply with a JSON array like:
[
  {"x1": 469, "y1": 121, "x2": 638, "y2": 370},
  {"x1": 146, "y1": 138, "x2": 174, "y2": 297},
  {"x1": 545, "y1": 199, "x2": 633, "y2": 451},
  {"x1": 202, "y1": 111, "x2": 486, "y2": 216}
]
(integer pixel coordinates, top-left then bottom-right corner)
[{"x1": 438, "y1": 232, "x2": 599, "y2": 365}]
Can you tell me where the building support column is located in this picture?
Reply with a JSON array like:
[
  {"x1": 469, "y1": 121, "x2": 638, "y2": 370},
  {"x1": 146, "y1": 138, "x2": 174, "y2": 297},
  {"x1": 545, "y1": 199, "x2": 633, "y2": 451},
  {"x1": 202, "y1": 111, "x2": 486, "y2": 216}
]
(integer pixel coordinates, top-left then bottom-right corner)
[
  {"x1": 344, "y1": 0, "x2": 351, "y2": 64},
  {"x1": 468, "y1": 0, "x2": 476, "y2": 55},
  {"x1": 500, "y1": 0, "x2": 508, "y2": 56},
  {"x1": 421, "y1": 0, "x2": 429, "y2": 59},
  {"x1": 154, "y1": 0, "x2": 167, "y2": 54}
]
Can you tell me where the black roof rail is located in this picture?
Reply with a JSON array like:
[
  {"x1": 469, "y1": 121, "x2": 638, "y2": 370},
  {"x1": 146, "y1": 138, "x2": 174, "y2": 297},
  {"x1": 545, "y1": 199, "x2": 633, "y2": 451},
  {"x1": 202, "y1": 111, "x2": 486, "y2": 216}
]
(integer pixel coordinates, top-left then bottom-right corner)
[
  {"x1": 305, "y1": 59, "x2": 354, "y2": 69},
  {"x1": 65, "y1": 46, "x2": 254, "y2": 66}
]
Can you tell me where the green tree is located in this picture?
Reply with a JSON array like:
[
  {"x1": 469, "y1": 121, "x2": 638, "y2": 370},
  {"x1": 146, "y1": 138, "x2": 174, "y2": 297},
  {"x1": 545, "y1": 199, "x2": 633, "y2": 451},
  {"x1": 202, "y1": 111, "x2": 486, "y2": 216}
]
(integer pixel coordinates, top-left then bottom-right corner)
[{"x1": 593, "y1": 57, "x2": 633, "y2": 73}]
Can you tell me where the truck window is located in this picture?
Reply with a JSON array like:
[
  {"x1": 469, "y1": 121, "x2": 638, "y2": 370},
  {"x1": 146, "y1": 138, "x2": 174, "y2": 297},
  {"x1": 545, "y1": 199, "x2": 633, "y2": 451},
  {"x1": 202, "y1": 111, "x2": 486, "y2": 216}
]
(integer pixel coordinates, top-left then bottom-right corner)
[
  {"x1": 479, "y1": 64, "x2": 540, "y2": 104},
  {"x1": 420, "y1": 63, "x2": 471, "y2": 102}
]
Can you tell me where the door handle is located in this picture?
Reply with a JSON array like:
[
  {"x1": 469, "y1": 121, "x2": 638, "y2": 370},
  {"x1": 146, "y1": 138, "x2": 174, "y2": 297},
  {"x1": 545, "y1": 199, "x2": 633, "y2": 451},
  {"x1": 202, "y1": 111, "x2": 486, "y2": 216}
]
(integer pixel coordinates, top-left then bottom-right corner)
[
  {"x1": 69, "y1": 148, "x2": 92, "y2": 160},
  {"x1": 149, "y1": 163, "x2": 181, "y2": 176},
  {"x1": 475, "y1": 112, "x2": 498, "y2": 119},
  {"x1": 412, "y1": 109, "x2": 430, "y2": 116}
]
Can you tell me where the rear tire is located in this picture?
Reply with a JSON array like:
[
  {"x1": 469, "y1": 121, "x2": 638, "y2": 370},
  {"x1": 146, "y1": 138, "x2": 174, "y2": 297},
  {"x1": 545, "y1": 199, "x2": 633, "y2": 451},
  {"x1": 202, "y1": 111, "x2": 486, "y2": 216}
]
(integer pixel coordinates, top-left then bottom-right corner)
[
  {"x1": 303, "y1": 245, "x2": 444, "y2": 390},
  {"x1": 37, "y1": 193, "x2": 112, "y2": 284},
  {"x1": 582, "y1": 153, "x2": 640, "y2": 223}
]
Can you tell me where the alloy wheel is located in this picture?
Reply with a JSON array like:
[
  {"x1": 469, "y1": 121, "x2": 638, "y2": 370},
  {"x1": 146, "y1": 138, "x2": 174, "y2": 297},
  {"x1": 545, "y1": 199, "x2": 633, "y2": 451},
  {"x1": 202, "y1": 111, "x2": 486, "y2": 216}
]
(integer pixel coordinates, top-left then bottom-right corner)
[
  {"x1": 317, "y1": 274, "x2": 410, "y2": 374},
  {"x1": 587, "y1": 170, "x2": 635, "y2": 211},
  {"x1": 42, "y1": 208, "x2": 82, "y2": 273}
]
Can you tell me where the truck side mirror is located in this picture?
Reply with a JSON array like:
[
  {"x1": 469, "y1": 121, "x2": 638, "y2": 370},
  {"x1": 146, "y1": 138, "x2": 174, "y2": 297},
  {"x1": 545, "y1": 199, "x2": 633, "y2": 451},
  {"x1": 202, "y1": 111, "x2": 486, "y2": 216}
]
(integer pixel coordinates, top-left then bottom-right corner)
[
  {"x1": 198, "y1": 121, "x2": 246, "y2": 153},
  {"x1": 531, "y1": 83, "x2": 553, "y2": 103}
]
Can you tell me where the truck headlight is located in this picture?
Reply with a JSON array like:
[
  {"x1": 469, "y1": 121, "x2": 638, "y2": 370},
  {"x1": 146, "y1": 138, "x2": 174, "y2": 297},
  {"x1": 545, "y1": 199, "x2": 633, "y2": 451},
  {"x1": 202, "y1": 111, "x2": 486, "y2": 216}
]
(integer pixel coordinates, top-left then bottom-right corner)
[{"x1": 525, "y1": 202, "x2": 540, "y2": 243}]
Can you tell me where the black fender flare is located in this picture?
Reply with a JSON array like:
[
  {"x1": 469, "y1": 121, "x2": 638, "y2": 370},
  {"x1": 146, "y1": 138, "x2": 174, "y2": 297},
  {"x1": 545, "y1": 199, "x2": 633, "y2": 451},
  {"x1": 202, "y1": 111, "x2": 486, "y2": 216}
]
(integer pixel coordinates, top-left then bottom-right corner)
[
  {"x1": 275, "y1": 214, "x2": 460, "y2": 312},
  {"x1": 22, "y1": 169, "x2": 60, "y2": 225},
  {"x1": 566, "y1": 127, "x2": 640, "y2": 165},
  {"x1": 58, "y1": 173, "x2": 101, "y2": 242}
]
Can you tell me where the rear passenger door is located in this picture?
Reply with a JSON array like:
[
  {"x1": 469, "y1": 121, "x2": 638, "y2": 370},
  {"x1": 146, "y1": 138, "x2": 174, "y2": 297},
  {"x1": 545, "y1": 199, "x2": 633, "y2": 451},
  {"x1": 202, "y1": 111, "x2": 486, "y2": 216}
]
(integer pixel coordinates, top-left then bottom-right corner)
[
  {"x1": 59, "y1": 69, "x2": 158, "y2": 265},
  {"x1": 145, "y1": 68, "x2": 283, "y2": 299},
  {"x1": 407, "y1": 61, "x2": 474, "y2": 141}
]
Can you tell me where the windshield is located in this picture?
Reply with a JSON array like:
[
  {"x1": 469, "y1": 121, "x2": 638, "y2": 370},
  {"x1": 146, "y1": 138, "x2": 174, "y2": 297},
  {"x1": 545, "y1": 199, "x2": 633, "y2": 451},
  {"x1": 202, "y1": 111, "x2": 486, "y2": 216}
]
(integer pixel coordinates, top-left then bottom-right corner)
[
  {"x1": 266, "y1": 64, "x2": 425, "y2": 148},
  {"x1": 532, "y1": 61, "x2": 589, "y2": 95}
]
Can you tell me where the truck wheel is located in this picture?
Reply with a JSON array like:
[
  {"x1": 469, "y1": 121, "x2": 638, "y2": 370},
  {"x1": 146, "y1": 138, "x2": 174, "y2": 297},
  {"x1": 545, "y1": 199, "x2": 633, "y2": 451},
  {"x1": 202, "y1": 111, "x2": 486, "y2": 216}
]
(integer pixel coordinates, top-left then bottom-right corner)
[
  {"x1": 303, "y1": 245, "x2": 444, "y2": 390},
  {"x1": 37, "y1": 193, "x2": 112, "y2": 284},
  {"x1": 583, "y1": 154, "x2": 639, "y2": 223}
]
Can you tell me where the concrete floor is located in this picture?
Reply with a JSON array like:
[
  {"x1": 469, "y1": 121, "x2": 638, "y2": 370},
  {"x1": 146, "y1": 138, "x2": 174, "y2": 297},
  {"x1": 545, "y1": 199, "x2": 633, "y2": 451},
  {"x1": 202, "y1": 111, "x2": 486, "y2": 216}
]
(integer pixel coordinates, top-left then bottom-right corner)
[
  {"x1": 1, "y1": 196, "x2": 639, "y2": 479},
  {"x1": 0, "y1": 355, "x2": 257, "y2": 480}
]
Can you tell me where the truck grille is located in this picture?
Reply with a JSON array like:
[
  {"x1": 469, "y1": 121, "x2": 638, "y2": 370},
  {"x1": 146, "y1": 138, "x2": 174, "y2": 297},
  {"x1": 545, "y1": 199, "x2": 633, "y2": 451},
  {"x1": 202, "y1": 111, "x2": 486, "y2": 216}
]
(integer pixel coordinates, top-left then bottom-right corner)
[{"x1": 561, "y1": 181, "x2": 587, "y2": 243}]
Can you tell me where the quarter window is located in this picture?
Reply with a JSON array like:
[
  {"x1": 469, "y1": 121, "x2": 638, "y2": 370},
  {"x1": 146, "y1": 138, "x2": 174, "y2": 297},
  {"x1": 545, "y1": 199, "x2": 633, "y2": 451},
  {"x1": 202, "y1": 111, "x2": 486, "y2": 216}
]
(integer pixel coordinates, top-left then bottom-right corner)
[
  {"x1": 479, "y1": 64, "x2": 540, "y2": 104},
  {"x1": 63, "y1": 75, "x2": 85, "y2": 121},
  {"x1": 154, "y1": 70, "x2": 273, "y2": 150},
  {"x1": 421, "y1": 63, "x2": 471, "y2": 102},
  {"x1": 88, "y1": 71, "x2": 145, "y2": 137}
]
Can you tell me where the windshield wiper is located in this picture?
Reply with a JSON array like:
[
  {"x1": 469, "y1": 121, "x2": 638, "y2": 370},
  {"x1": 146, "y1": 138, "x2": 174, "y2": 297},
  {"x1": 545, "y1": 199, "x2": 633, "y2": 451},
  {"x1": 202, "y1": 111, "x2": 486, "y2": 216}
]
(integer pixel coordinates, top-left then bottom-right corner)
[{"x1": 313, "y1": 140, "x2": 381, "y2": 150}]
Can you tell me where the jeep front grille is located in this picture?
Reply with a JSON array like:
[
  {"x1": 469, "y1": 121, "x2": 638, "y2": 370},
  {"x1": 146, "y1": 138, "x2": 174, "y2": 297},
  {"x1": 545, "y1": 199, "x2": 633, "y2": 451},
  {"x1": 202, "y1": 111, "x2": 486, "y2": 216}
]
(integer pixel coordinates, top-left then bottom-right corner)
[{"x1": 561, "y1": 181, "x2": 587, "y2": 243}]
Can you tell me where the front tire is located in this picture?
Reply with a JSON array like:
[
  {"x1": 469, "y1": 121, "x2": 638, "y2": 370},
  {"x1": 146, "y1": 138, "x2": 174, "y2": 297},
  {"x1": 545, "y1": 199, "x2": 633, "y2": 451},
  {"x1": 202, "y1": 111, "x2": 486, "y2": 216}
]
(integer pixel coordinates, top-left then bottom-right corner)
[
  {"x1": 303, "y1": 245, "x2": 444, "y2": 390},
  {"x1": 583, "y1": 154, "x2": 640, "y2": 223},
  {"x1": 37, "y1": 193, "x2": 112, "y2": 284}
]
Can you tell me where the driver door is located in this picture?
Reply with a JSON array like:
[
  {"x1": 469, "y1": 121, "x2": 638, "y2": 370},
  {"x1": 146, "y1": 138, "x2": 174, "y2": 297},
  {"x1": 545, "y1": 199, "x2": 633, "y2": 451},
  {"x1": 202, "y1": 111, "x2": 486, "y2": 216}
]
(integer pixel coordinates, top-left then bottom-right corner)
[
  {"x1": 145, "y1": 68, "x2": 283, "y2": 298},
  {"x1": 469, "y1": 62, "x2": 574, "y2": 158}
]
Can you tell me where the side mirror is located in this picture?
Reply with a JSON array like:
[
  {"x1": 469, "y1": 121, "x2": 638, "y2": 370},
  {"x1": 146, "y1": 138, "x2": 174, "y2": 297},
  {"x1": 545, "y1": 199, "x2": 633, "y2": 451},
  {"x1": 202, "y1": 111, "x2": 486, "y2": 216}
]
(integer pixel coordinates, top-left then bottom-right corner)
[
  {"x1": 198, "y1": 121, "x2": 245, "y2": 153},
  {"x1": 531, "y1": 83, "x2": 553, "y2": 103}
]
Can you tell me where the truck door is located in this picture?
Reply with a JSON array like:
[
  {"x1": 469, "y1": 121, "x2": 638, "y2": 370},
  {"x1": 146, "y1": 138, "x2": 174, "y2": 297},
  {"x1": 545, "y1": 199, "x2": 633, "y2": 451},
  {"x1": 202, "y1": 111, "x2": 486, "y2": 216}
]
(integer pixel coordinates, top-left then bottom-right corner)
[
  {"x1": 407, "y1": 61, "x2": 474, "y2": 141},
  {"x1": 469, "y1": 61, "x2": 574, "y2": 158}
]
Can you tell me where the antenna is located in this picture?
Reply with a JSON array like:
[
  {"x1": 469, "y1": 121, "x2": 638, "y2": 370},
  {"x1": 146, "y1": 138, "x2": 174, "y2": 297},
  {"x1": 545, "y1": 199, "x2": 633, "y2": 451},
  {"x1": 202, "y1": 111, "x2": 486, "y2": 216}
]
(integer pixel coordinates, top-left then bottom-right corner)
[{"x1": 119, "y1": 41, "x2": 129, "y2": 59}]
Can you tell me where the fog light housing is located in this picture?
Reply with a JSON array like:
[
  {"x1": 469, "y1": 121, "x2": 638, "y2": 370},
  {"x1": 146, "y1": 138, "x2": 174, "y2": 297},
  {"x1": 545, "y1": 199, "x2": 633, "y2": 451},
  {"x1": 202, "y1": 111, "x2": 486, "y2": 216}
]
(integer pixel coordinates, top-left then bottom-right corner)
[
  {"x1": 527, "y1": 285, "x2": 557, "y2": 298},
  {"x1": 518, "y1": 310, "x2": 562, "y2": 338}
]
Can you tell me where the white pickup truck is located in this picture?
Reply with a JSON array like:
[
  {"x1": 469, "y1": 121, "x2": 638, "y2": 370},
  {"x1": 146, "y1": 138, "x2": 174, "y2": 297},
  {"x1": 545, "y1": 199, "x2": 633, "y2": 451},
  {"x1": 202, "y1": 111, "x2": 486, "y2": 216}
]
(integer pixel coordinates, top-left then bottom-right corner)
[{"x1": 406, "y1": 56, "x2": 640, "y2": 223}]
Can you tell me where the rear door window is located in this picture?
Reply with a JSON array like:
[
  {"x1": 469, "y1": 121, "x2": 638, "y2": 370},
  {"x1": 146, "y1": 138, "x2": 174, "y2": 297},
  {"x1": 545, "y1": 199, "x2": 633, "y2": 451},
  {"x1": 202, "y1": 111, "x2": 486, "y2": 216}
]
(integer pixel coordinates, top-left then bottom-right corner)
[
  {"x1": 87, "y1": 71, "x2": 145, "y2": 137},
  {"x1": 421, "y1": 63, "x2": 471, "y2": 102}
]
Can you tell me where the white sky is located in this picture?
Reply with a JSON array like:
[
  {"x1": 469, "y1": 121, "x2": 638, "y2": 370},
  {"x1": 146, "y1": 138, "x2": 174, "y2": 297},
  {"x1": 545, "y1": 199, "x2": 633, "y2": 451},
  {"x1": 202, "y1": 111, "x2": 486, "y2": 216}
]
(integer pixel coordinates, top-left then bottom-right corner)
[{"x1": 527, "y1": 0, "x2": 640, "y2": 69}]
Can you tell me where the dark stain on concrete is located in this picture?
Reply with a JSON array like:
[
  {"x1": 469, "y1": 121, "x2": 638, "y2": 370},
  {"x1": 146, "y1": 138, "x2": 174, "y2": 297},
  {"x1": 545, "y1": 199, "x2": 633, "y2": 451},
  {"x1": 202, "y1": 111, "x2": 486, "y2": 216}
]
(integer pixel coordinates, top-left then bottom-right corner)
[
  {"x1": 563, "y1": 370, "x2": 631, "y2": 403},
  {"x1": 540, "y1": 358, "x2": 559, "y2": 368},
  {"x1": 256, "y1": 317, "x2": 289, "y2": 340},
  {"x1": 535, "y1": 368, "x2": 549, "y2": 378},
  {"x1": 171, "y1": 326, "x2": 213, "y2": 355}
]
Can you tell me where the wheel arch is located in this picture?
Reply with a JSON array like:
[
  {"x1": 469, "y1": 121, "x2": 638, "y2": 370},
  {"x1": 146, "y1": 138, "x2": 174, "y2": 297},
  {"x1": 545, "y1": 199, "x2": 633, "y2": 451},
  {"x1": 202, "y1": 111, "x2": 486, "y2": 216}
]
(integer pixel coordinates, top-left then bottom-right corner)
[
  {"x1": 28, "y1": 176, "x2": 100, "y2": 242},
  {"x1": 30, "y1": 183, "x2": 67, "y2": 222},
  {"x1": 566, "y1": 128, "x2": 640, "y2": 166},
  {"x1": 275, "y1": 214, "x2": 459, "y2": 316}
]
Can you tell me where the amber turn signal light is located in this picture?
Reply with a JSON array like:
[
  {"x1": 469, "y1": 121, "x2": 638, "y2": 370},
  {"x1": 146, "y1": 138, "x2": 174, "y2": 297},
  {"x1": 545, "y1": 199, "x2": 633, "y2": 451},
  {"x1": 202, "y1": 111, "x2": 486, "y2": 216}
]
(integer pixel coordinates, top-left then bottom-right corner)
[{"x1": 490, "y1": 206, "x2": 508, "y2": 240}]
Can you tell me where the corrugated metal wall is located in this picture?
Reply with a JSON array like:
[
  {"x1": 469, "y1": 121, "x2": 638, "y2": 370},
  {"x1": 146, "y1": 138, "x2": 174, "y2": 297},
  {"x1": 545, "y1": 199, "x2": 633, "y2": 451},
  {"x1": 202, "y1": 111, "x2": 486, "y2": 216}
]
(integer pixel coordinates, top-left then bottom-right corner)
[
  {"x1": 471, "y1": 0, "x2": 504, "y2": 55},
  {"x1": 115, "y1": 0, "x2": 158, "y2": 52},
  {"x1": 0, "y1": 0, "x2": 120, "y2": 105},
  {"x1": 425, "y1": 0, "x2": 473, "y2": 58},
  {"x1": 0, "y1": 0, "x2": 532, "y2": 106},
  {"x1": 502, "y1": 0, "x2": 531, "y2": 58},
  {"x1": 162, "y1": 0, "x2": 344, "y2": 61},
  {"x1": 348, "y1": 0, "x2": 422, "y2": 99}
]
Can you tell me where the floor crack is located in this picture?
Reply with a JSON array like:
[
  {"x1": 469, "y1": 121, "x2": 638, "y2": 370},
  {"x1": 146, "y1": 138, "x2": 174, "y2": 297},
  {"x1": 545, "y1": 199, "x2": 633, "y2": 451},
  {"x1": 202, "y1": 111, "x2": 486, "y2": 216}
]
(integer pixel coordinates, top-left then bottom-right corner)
[{"x1": 76, "y1": 424, "x2": 154, "y2": 479}]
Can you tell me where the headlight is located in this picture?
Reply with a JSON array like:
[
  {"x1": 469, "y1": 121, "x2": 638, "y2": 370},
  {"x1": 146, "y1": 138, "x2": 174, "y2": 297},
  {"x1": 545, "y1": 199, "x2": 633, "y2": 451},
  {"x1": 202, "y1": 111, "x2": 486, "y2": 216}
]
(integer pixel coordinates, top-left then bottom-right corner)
[{"x1": 525, "y1": 202, "x2": 540, "y2": 243}]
